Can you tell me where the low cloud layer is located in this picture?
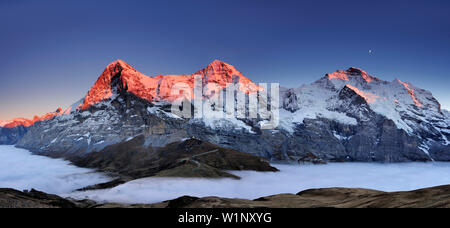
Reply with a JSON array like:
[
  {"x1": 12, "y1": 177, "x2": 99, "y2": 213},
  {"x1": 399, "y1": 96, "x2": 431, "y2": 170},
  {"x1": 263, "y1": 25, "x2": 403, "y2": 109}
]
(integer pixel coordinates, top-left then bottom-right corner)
[
  {"x1": 66, "y1": 162, "x2": 450, "y2": 204},
  {"x1": 3, "y1": 145, "x2": 450, "y2": 204},
  {"x1": 0, "y1": 146, "x2": 111, "y2": 194}
]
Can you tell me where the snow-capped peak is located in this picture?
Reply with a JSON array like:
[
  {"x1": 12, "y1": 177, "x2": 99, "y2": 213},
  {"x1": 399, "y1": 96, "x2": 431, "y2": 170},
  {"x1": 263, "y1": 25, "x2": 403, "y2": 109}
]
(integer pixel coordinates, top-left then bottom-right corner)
[
  {"x1": 281, "y1": 67, "x2": 447, "y2": 139},
  {"x1": 81, "y1": 59, "x2": 262, "y2": 110},
  {"x1": 0, "y1": 121, "x2": 7, "y2": 127},
  {"x1": 81, "y1": 59, "x2": 157, "y2": 110},
  {"x1": 326, "y1": 67, "x2": 380, "y2": 83},
  {"x1": 0, "y1": 108, "x2": 65, "y2": 128}
]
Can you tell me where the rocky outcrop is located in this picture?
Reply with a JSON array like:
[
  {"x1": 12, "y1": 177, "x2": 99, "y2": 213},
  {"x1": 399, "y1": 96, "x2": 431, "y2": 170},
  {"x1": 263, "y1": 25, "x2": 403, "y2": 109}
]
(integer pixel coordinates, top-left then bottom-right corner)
[
  {"x1": 281, "y1": 88, "x2": 299, "y2": 112},
  {"x1": 72, "y1": 136, "x2": 277, "y2": 183},
  {"x1": 0, "y1": 188, "x2": 80, "y2": 208}
]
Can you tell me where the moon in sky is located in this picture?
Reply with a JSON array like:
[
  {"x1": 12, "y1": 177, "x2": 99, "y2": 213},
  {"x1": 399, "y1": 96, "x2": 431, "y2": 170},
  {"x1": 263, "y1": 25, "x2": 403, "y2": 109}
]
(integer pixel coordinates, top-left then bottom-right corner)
[{"x1": 369, "y1": 50, "x2": 373, "y2": 54}]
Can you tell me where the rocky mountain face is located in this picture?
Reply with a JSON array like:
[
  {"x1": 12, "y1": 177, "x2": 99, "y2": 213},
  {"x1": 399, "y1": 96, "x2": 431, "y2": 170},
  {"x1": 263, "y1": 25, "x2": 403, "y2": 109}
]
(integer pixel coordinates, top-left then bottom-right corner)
[
  {"x1": 279, "y1": 67, "x2": 449, "y2": 162},
  {"x1": 0, "y1": 108, "x2": 67, "y2": 144},
  {"x1": 0, "y1": 125, "x2": 28, "y2": 145},
  {"x1": 2, "y1": 60, "x2": 449, "y2": 163}
]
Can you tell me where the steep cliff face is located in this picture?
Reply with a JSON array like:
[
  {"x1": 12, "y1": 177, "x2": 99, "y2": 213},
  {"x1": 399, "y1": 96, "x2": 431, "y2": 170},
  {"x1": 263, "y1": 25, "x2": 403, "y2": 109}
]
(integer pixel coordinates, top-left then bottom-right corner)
[
  {"x1": 8, "y1": 60, "x2": 450, "y2": 162},
  {"x1": 0, "y1": 126, "x2": 28, "y2": 145}
]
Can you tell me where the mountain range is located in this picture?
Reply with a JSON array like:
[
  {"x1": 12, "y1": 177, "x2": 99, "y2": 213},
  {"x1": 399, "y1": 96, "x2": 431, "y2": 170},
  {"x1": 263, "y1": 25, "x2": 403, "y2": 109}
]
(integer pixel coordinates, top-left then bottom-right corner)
[{"x1": 1, "y1": 60, "x2": 449, "y2": 164}]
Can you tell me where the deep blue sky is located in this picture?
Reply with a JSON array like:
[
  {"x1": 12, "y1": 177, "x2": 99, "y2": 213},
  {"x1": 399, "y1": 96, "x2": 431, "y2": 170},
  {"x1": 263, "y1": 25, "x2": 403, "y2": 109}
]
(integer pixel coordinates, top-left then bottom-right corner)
[{"x1": 1, "y1": 0, "x2": 449, "y2": 119}]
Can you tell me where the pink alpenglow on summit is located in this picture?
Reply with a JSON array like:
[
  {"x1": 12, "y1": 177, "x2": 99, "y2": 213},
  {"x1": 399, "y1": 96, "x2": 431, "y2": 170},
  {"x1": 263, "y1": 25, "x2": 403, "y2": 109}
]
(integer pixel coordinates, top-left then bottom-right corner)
[
  {"x1": 0, "y1": 108, "x2": 66, "y2": 129},
  {"x1": 324, "y1": 67, "x2": 428, "y2": 109},
  {"x1": 1, "y1": 59, "x2": 263, "y2": 129},
  {"x1": 327, "y1": 67, "x2": 378, "y2": 83},
  {"x1": 81, "y1": 59, "x2": 262, "y2": 110}
]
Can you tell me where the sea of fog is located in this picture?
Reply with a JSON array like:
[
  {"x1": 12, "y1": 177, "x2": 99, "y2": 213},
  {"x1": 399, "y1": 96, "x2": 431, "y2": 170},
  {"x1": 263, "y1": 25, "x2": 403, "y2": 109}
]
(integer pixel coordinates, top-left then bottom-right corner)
[
  {"x1": 0, "y1": 145, "x2": 111, "y2": 194},
  {"x1": 67, "y1": 161, "x2": 450, "y2": 204},
  {"x1": 2, "y1": 145, "x2": 450, "y2": 204}
]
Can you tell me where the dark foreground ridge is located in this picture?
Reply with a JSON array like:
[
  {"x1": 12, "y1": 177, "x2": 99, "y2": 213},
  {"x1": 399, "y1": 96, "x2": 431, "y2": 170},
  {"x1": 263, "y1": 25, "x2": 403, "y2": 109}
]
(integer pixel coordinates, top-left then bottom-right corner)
[
  {"x1": 2, "y1": 185, "x2": 450, "y2": 208},
  {"x1": 74, "y1": 136, "x2": 278, "y2": 190}
]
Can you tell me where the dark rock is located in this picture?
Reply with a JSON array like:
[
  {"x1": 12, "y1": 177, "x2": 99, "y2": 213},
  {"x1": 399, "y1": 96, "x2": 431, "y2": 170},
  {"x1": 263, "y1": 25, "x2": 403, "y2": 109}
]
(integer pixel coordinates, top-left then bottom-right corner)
[
  {"x1": 167, "y1": 196, "x2": 200, "y2": 208},
  {"x1": 155, "y1": 160, "x2": 241, "y2": 179},
  {"x1": 72, "y1": 136, "x2": 278, "y2": 181},
  {"x1": 429, "y1": 144, "x2": 450, "y2": 161},
  {"x1": 156, "y1": 185, "x2": 450, "y2": 208},
  {"x1": 76, "y1": 178, "x2": 130, "y2": 191},
  {"x1": 0, "y1": 188, "x2": 77, "y2": 208},
  {"x1": 297, "y1": 152, "x2": 327, "y2": 165},
  {"x1": 0, "y1": 126, "x2": 28, "y2": 145},
  {"x1": 282, "y1": 88, "x2": 299, "y2": 112}
]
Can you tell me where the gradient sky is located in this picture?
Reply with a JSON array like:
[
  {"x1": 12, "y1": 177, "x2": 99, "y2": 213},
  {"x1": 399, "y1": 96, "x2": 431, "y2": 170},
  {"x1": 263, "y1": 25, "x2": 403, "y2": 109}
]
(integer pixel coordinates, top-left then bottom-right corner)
[{"x1": 1, "y1": 0, "x2": 449, "y2": 120}]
